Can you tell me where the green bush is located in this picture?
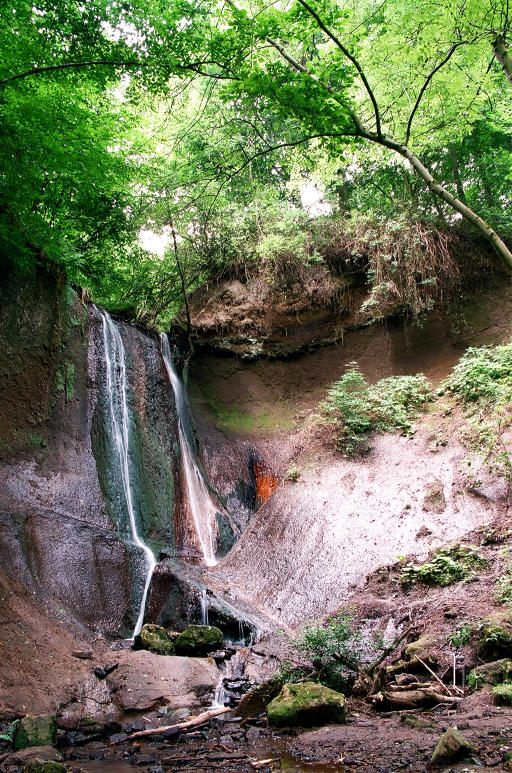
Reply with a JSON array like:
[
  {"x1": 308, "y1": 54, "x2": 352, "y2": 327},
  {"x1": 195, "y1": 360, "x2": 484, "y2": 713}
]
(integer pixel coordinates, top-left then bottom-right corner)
[
  {"x1": 446, "y1": 621, "x2": 473, "y2": 648},
  {"x1": 399, "y1": 545, "x2": 485, "y2": 588},
  {"x1": 444, "y1": 344, "x2": 512, "y2": 403},
  {"x1": 319, "y1": 363, "x2": 432, "y2": 454},
  {"x1": 444, "y1": 343, "x2": 512, "y2": 482},
  {"x1": 291, "y1": 610, "x2": 361, "y2": 694},
  {"x1": 494, "y1": 570, "x2": 512, "y2": 606}
]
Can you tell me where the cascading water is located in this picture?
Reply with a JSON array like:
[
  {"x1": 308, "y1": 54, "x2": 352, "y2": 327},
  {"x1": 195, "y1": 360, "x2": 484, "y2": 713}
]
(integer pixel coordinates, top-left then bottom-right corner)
[
  {"x1": 200, "y1": 588, "x2": 209, "y2": 626},
  {"x1": 160, "y1": 333, "x2": 218, "y2": 566},
  {"x1": 101, "y1": 310, "x2": 157, "y2": 637}
]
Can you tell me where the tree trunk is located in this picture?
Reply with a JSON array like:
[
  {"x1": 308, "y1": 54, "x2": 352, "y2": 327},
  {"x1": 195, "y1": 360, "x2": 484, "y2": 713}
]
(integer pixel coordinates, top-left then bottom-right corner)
[
  {"x1": 493, "y1": 34, "x2": 512, "y2": 87},
  {"x1": 376, "y1": 135, "x2": 512, "y2": 270},
  {"x1": 448, "y1": 144, "x2": 467, "y2": 205}
]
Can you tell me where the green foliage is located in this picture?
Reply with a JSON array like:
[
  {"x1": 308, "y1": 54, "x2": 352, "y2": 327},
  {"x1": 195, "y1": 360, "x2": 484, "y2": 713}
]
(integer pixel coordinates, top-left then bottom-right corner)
[
  {"x1": 1, "y1": 0, "x2": 511, "y2": 322},
  {"x1": 285, "y1": 463, "x2": 301, "y2": 482},
  {"x1": 446, "y1": 622, "x2": 472, "y2": 648},
  {"x1": 291, "y1": 609, "x2": 361, "y2": 693},
  {"x1": 400, "y1": 545, "x2": 485, "y2": 587},
  {"x1": 466, "y1": 670, "x2": 484, "y2": 691},
  {"x1": 445, "y1": 345, "x2": 512, "y2": 403},
  {"x1": 0, "y1": 721, "x2": 18, "y2": 745},
  {"x1": 444, "y1": 343, "x2": 512, "y2": 482},
  {"x1": 319, "y1": 363, "x2": 432, "y2": 454},
  {"x1": 494, "y1": 569, "x2": 512, "y2": 606}
]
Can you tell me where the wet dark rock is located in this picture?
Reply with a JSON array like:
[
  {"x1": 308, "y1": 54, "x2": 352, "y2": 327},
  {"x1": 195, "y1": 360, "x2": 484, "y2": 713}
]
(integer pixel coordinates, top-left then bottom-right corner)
[
  {"x1": 238, "y1": 678, "x2": 283, "y2": 718},
  {"x1": 174, "y1": 625, "x2": 223, "y2": 656},
  {"x1": 92, "y1": 663, "x2": 118, "y2": 679},
  {"x1": 109, "y1": 733, "x2": 128, "y2": 744},
  {"x1": 134, "y1": 753, "x2": 157, "y2": 765}
]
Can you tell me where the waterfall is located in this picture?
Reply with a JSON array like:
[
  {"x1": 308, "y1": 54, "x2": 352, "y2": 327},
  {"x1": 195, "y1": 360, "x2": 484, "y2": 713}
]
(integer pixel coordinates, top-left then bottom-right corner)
[
  {"x1": 160, "y1": 333, "x2": 218, "y2": 566},
  {"x1": 200, "y1": 588, "x2": 209, "y2": 626},
  {"x1": 101, "y1": 310, "x2": 157, "y2": 637}
]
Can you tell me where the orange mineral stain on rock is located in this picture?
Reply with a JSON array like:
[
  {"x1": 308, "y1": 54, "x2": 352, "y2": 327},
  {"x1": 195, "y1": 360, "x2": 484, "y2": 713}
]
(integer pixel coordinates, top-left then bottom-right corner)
[{"x1": 253, "y1": 461, "x2": 279, "y2": 508}]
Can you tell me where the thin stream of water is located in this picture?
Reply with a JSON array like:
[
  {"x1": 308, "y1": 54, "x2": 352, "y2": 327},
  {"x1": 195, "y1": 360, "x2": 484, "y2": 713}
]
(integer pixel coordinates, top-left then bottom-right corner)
[
  {"x1": 160, "y1": 333, "x2": 218, "y2": 566},
  {"x1": 101, "y1": 310, "x2": 157, "y2": 637}
]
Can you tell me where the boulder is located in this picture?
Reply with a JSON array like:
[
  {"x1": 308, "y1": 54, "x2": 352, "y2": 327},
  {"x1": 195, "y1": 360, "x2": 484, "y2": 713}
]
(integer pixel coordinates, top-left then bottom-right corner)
[
  {"x1": 238, "y1": 678, "x2": 283, "y2": 718},
  {"x1": 174, "y1": 625, "x2": 223, "y2": 657},
  {"x1": 477, "y1": 613, "x2": 512, "y2": 659},
  {"x1": 404, "y1": 634, "x2": 438, "y2": 667},
  {"x1": 267, "y1": 682, "x2": 347, "y2": 727},
  {"x1": 14, "y1": 716, "x2": 57, "y2": 750},
  {"x1": 22, "y1": 762, "x2": 67, "y2": 773},
  {"x1": 106, "y1": 650, "x2": 220, "y2": 712},
  {"x1": 430, "y1": 727, "x2": 474, "y2": 765},
  {"x1": 133, "y1": 624, "x2": 174, "y2": 655},
  {"x1": 0, "y1": 747, "x2": 62, "y2": 773},
  {"x1": 430, "y1": 727, "x2": 473, "y2": 766},
  {"x1": 492, "y1": 683, "x2": 512, "y2": 706},
  {"x1": 468, "y1": 659, "x2": 512, "y2": 690}
]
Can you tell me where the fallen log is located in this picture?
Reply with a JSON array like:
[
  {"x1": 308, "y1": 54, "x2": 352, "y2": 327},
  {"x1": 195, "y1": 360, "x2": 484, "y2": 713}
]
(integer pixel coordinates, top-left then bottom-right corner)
[
  {"x1": 112, "y1": 706, "x2": 230, "y2": 743},
  {"x1": 372, "y1": 688, "x2": 456, "y2": 710}
]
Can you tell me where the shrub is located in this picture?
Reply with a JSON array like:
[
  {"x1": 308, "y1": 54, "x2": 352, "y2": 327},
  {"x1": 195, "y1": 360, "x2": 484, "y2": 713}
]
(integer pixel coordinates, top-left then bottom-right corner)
[
  {"x1": 494, "y1": 569, "x2": 512, "y2": 606},
  {"x1": 446, "y1": 622, "x2": 473, "y2": 648},
  {"x1": 319, "y1": 364, "x2": 432, "y2": 454},
  {"x1": 291, "y1": 609, "x2": 362, "y2": 694},
  {"x1": 444, "y1": 344, "x2": 512, "y2": 403},
  {"x1": 443, "y1": 343, "x2": 512, "y2": 482},
  {"x1": 399, "y1": 545, "x2": 485, "y2": 588}
]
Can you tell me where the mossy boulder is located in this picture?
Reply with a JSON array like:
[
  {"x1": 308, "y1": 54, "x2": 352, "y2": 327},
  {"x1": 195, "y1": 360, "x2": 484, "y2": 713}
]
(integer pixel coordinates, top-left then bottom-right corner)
[
  {"x1": 133, "y1": 624, "x2": 175, "y2": 655},
  {"x1": 238, "y1": 677, "x2": 283, "y2": 718},
  {"x1": 174, "y1": 625, "x2": 223, "y2": 656},
  {"x1": 14, "y1": 716, "x2": 57, "y2": 750},
  {"x1": 430, "y1": 727, "x2": 473, "y2": 765},
  {"x1": 468, "y1": 659, "x2": 512, "y2": 690},
  {"x1": 477, "y1": 613, "x2": 512, "y2": 659},
  {"x1": 22, "y1": 762, "x2": 67, "y2": 773},
  {"x1": 266, "y1": 682, "x2": 347, "y2": 727},
  {"x1": 404, "y1": 634, "x2": 438, "y2": 667},
  {"x1": 492, "y1": 682, "x2": 512, "y2": 706}
]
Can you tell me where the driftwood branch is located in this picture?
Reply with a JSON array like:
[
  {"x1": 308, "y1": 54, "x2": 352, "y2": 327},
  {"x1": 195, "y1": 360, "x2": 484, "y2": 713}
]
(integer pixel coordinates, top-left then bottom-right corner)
[
  {"x1": 112, "y1": 706, "x2": 230, "y2": 743},
  {"x1": 366, "y1": 624, "x2": 418, "y2": 676}
]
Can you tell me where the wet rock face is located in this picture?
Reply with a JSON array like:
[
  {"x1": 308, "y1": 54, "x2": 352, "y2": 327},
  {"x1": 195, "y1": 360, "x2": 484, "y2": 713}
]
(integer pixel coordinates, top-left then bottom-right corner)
[{"x1": 0, "y1": 268, "x2": 179, "y2": 634}]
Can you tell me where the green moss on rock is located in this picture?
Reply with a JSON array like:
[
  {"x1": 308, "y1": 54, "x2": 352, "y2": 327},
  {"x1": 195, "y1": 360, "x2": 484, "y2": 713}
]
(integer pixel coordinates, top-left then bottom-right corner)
[
  {"x1": 133, "y1": 624, "x2": 174, "y2": 655},
  {"x1": 174, "y1": 625, "x2": 223, "y2": 656},
  {"x1": 468, "y1": 658, "x2": 512, "y2": 690},
  {"x1": 430, "y1": 726, "x2": 473, "y2": 765},
  {"x1": 492, "y1": 682, "x2": 512, "y2": 706},
  {"x1": 22, "y1": 762, "x2": 67, "y2": 773},
  {"x1": 404, "y1": 634, "x2": 438, "y2": 666},
  {"x1": 266, "y1": 682, "x2": 347, "y2": 727},
  {"x1": 477, "y1": 613, "x2": 512, "y2": 659},
  {"x1": 14, "y1": 716, "x2": 57, "y2": 750}
]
